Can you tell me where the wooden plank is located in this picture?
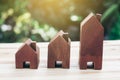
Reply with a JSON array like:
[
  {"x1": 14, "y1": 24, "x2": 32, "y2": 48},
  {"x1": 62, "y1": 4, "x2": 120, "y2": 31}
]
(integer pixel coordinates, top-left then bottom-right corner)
[{"x1": 0, "y1": 41, "x2": 120, "y2": 79}]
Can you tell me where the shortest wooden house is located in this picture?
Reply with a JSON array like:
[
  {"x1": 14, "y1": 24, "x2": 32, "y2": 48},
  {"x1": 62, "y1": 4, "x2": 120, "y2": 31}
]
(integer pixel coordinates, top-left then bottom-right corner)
[
  {"x1": 48, "y1": 30, "x2": 71, "y2": 68},
  {"x1": 15, "y1": 39, "x2": 39, "y2": 69},
  {"x1": 79, "y1": 13, "x2": 104, "y2": 70}
]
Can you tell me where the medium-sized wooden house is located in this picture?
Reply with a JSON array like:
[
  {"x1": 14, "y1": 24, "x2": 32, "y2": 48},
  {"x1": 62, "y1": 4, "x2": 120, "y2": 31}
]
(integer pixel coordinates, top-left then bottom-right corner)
[
  {"x1": 79, "y1": 13, "x2": 104, "y2": 70},
  {"x1": 15, "y1": 39, "x2": 39, "y2": 69},
  {"x1": 48, "y1": 30, "x2": 71, "y2": 68}
]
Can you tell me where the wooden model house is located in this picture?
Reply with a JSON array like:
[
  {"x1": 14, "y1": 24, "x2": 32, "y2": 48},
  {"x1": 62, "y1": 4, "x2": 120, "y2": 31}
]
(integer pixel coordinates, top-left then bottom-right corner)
[
  {"x1": 79, "y1": 13, "x2": 104, "y2": 70},
  {"x1": 15, "y1": 39, "x2": 39, "y2": 69},
  {"x1": 48, "y1": 30, "x2": 71, "y2": 68}
]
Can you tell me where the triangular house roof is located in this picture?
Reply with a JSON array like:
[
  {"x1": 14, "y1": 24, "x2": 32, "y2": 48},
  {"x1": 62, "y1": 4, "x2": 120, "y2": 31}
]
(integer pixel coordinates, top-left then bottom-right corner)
[
  {"x1": 81, "y1": 12, "x2": 104, "y2": 31},
  {"x1": 16, "y1": 39, "x2": 37, "y2": 55},
  {"x1": 49, "y1": 30, "x2": 70, "y2": 45}
]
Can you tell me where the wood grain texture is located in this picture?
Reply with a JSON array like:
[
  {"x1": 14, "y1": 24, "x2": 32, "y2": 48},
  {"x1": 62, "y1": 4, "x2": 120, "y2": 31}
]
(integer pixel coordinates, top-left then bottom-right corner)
[
  {"x1": 80, "y1": 13, "x2": 104, "y2": 70},
  {"x1": 0, "y1": 41, "x2": 120, "y2": 79}
]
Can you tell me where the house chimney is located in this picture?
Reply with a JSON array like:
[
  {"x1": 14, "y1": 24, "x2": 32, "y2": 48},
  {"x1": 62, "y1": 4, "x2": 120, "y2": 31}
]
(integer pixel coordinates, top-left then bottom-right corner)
[
  {"x1": 63, "y1": 33, "x2": 68, "y2": 42},
  {"x1": 30, "y1": 41, "x2": 36, "y2": 51},
  {"x1": 96, "y1": 14, "x2": 102, "y2": 21}
]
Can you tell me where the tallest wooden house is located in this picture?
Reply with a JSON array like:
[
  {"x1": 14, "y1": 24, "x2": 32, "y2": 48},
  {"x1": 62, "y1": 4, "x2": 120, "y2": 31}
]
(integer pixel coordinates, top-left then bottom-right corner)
[{"x1": 79, "y1": 13, "x2": 104, "y2": 70}]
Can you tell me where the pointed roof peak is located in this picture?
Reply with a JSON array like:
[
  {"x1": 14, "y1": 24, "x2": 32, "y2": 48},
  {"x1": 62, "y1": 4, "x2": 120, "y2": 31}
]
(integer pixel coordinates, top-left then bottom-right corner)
[
  {"x1": 81, "y1": 12, "x2": 102, "y2": 29},
  {"x1": 81, "y1": 12, "x2": 95, "y2": 27},
  {"x1": 50, "y1": 30, "x2": 69, "y2": 44},
  {"x1": 57, "y1": 30, "x2": 68, "y2": 36},
  {"x1": 25, "y1": 39, "x2": 36, "y2": 44},
  {"x1": 24, "y1": 39, "x2": 36, "y2": 51}
]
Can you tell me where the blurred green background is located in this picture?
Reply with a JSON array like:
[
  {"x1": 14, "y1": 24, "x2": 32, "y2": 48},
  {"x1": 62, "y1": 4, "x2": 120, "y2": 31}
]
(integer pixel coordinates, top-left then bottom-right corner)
[{"x1": 0, "y1": 0, "x2": 120, "y2": 42}]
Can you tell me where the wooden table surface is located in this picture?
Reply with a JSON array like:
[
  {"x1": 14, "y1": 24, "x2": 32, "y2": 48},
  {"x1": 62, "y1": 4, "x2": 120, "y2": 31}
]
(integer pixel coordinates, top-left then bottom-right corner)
[{"x1": 0, "y1": 40, "x2": 120, "y2": 80}]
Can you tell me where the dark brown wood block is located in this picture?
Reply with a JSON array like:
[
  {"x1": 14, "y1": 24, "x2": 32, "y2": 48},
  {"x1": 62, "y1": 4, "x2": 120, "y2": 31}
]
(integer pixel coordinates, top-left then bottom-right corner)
[
  {"x1": 48, "y1": 30, "x2": 71, "y2": 68},
  {"x1": 15, "y1": 39, "x2": 39, "y2": 69},
  {"x1": 79, "y1": 13, "x2": 104, "y2": 70}
]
